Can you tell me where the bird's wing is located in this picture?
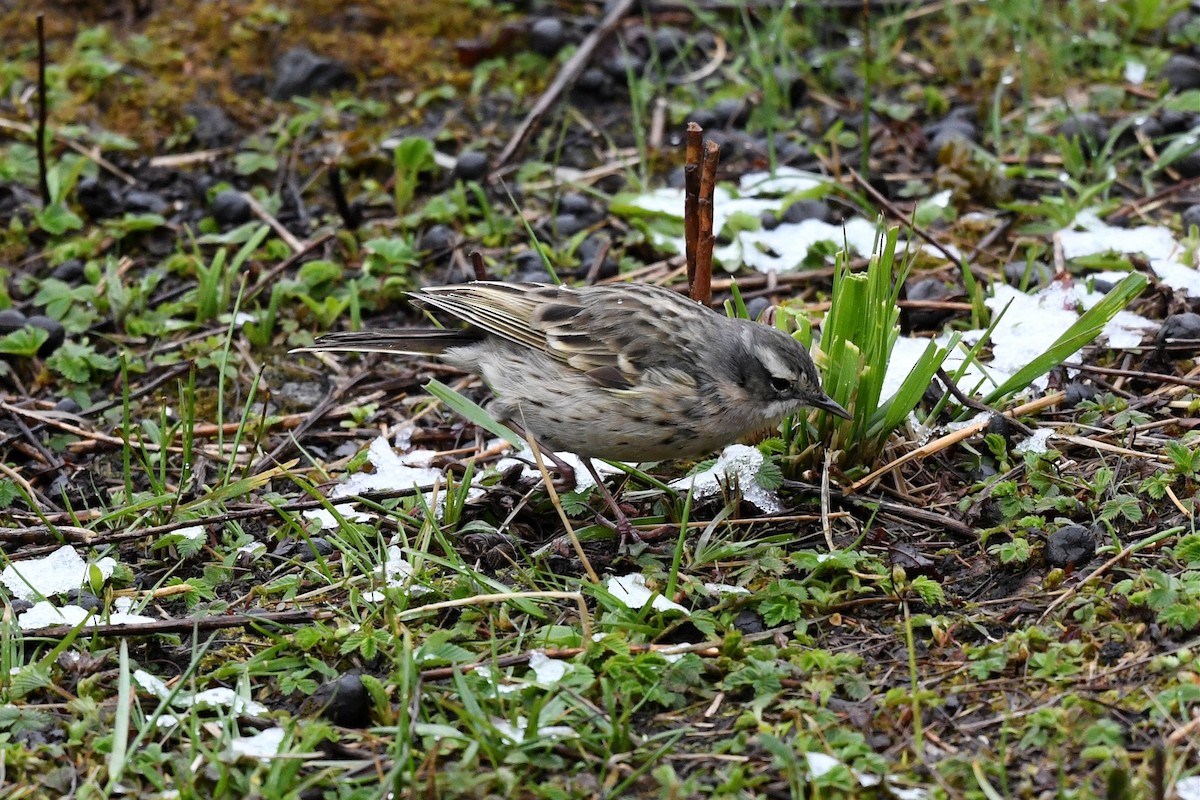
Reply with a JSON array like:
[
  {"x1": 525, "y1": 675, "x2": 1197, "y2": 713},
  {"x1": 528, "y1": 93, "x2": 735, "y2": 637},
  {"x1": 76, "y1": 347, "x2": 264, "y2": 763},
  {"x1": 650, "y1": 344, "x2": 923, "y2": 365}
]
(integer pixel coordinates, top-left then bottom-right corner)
[
  {"x1": 533, "y1": 284, "x2": 702, "y2": 390},
  {"x1": 415, "y1": 282, "x2": 703, "y2": 392},
  {"x1": 412, "y1": 282, "x2": 556, "y2": 352}
]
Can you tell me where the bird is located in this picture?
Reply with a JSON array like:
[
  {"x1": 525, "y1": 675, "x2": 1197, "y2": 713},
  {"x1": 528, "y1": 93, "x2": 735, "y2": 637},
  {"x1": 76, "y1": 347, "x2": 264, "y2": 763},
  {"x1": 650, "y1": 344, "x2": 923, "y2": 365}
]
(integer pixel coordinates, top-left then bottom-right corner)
[{"x1": 297, "y1": 281, "x2": 850, "y2": 540}]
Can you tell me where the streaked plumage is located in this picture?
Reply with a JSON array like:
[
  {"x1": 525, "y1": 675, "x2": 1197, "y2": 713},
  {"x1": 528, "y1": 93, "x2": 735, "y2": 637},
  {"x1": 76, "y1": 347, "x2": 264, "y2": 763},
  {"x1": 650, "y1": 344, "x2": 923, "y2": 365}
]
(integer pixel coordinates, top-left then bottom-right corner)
[{"x1": 299, "y1": 281, "x2": 849, "y2": 461}]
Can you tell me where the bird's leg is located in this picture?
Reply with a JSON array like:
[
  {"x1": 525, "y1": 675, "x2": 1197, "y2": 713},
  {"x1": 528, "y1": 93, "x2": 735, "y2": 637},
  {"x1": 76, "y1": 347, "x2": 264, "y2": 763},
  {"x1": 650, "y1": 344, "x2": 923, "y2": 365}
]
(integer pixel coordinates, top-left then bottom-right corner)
[
  {"x1": 581, "y1": 459, "x2": 641, "y2": 548},
  {"x1": 506, "y1": 422, "x2": 576, "y2": 491}
]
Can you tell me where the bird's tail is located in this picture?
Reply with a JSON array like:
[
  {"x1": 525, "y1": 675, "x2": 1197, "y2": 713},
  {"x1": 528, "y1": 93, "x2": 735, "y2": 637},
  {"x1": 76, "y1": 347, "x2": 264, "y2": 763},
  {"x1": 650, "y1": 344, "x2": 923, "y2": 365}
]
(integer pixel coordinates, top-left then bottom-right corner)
[{"x1": 292, "y1": 329, "x2": 484, "y2": 357}]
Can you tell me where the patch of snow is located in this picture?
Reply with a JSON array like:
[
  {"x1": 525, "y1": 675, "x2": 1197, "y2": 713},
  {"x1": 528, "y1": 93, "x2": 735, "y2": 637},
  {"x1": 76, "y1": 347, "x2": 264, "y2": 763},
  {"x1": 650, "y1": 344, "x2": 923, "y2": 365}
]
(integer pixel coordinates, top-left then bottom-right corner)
[
  {"x1": 1013, "y1": 428, "x2": 1054, "y2": 454},
  {"x1": 607, "y1": 573, "x2": 688, "y2": 614},
  {"x1": 670, "y1": 443, "x2": 782, "y2": 513},
  {"x1": 228, "y1": 727, "x2": 286, "y2": 761},
  {"x1": 1, "y1": 545, "x2": 116, "y2": 601}
]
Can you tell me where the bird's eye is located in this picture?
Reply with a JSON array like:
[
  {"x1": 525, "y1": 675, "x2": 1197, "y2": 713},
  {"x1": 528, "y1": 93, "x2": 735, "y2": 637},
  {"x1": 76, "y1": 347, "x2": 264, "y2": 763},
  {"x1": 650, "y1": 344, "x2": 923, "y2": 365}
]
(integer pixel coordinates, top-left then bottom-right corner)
[{"x1": 769, "y1": 376, "x2": 791, "y2": 394}]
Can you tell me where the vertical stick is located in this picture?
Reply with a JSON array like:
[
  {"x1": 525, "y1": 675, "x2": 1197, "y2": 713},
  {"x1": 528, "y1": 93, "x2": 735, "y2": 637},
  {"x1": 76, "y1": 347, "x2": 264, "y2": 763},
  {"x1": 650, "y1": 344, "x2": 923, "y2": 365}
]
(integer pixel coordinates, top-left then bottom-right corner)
[
  {"x1": 694, "y1": 140, "x2": 719, "y2": 307},
  {"x1": 36, "y1": 14, "x2": 50, "y2": 206},
  {"x1": 684, "y1": 123, "x2": 702, "y2": 296}
]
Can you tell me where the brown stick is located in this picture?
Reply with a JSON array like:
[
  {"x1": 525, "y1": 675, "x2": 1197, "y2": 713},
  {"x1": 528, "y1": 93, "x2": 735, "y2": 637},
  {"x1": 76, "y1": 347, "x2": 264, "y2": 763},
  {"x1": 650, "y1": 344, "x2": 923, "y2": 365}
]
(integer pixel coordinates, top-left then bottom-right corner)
[
  {"x1": 491, "y1": 0, "x2": 637, "y2": 173},
  {"x1": 469, "y1": 251, "x2": 489, "y2": 282},
  {"x1": 684, "y1": 123, "x2": 703, "y2": 294},
  {"x1": 694, "y1": 140, "x2": 719, "y2": 306},
  {"x1": 35, "y1": 14, "x2": 49, "y2": 205},
  {"x1": 20, "y1": 609, "x2": 331, "y2": 640}
]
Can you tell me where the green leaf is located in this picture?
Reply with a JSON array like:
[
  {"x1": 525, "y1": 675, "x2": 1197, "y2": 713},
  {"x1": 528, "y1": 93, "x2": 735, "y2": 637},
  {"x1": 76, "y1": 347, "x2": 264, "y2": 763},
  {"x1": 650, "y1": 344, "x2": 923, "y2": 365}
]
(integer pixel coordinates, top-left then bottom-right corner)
[
  {"x1": 982, "y1": 273, "x2": 1148, "y2": 404},
  {"x1": 36, "y1": 203, "x2": 84, "y2": 235},
  {"x1": 424, "y1": 378, "x2": 522, "y2": 448}
]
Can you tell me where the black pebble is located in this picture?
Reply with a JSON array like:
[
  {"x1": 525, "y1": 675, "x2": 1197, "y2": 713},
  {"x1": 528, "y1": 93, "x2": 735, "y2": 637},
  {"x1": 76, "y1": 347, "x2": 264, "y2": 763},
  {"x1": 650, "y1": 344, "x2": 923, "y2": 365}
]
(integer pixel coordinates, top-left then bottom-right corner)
[
  {"x1": 1157, "y1": 312, "x2": 1200, "y2": 351},
  {"x1": 559, "y1": 191, "x2": 595, "y2": 218},
  {"x1": 184, "y1": 102, "x2": 237, "y2": 148},
  {"x1": 1182, "y1": 204, "x2": 1200, "y2": 232},
  {"x1": 0, "y1": 308, "x2": 28, "y2": 331},
  {"x1": 782, "y1": 199, "x2": 831, "y2": 224},
  {"x1": 50, "y1": 259, "x2": 85, "y2": 283},
  {"x1": 27, "y1": 315, "x2": 66, "y2": 357},
  {"x1": 712, "y1": 97, "x2": 751, "y2": 128},
  {"x1": 529, "y1": 17, "x2": 565, "y2": 57},
  {"x1": 271, "y1": 47, "x2": 354, "y2": 100},
  {"x1": 309, "y1": 672, "x2": 370, "y2": 727},
  {"x1": 55, "y1": 396, "x2": 83, "y2": 414},
  {"x1": 453, "y1": 151, "x2": 489, "y2": 181},
  {"x1": 1162, "y1": 54, "x2": 1200, "y2": 92},
  {"x1": 419, "y1": 224, "x2": 456, "y2": 252},
  {"x1": 1046, "y1": 524, "x2": 1095, "y2": 568},
  {"x1": 76, "y1": 177, "x2": 122, "y2": 219},
  {"x1": 1003, "y1": 260, "x2": 1052, "y2": 288},
  {"x1": 1062, "y1": 382, "x2": 1098, "y2": 408},
  {"x1": 552, "y1": 213, "x2": 585, "y2": 237},
  {"x1": 124, "y1": 190, "x2": 168, "y2": 215},
  {"x1": 652, "y1": 27, "x2": 685, "y2": 57},
  {"x1": 904, "y1": 278, "x2": 954, "y2": 330},
  {"x1": 744, "y1": 297, "x2": 771, "y2": 321},
  {"x1": 1059, "y1": 113, "x2": 1109, "y2": 154},
  {"x1": 211, "y1": 189, "x2": 251, "y2": 225}
]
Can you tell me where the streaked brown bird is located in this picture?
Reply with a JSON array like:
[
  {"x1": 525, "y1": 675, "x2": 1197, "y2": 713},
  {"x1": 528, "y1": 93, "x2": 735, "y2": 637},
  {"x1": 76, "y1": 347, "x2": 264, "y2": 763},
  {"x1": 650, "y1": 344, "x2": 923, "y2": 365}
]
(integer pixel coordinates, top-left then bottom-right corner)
[{"x1": 297, "y1": 281, "x2": 850, "y2": 539}]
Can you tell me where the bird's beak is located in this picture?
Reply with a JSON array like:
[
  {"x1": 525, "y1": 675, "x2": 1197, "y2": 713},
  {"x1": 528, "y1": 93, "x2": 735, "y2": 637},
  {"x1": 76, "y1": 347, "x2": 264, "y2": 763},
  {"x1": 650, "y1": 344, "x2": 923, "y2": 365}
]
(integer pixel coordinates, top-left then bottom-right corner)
[{"x1": 809, "y1": 393, "x2": 852, "y2": 420}]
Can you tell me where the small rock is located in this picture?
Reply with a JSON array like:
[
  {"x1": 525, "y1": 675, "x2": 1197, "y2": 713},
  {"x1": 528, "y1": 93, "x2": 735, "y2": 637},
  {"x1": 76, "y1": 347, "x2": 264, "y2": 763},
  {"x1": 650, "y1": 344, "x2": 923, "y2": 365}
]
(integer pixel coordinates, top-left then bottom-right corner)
[
  {"x1": 453, "y1": 151, "x2": 489, "y2": 181},
  {"x1": 1046, "y1": 524, "x2": 1095, "y2": 568},
  {"x1": 1003, "y1": 260, "x2": 1052, "y2": 288},
  {"x1": 760, "y1": 211, "x2": 779, "y2": 231},
  {"x1": 0, "y1": 308, "x2": 27, "y2": 332},
  {"x1": 984, "y1": 412, "x2": 1014, "y2": 445},
  {"x1": 1171, "y1": 149, "x2": 1200, "y2": 179},
  {"x1": 419, "y1": 224, "x2": 456, "y2": 252},
  {"x1": 1098, "y1": 641, "x2": 1126, "y2": 666},
  {"x1": 27, "y1": 315, "x2": 65, "y2": 357},
  {"x1": 298, "y1": 537, "x2": 335, "y2": 562},
  {"x1": 120, "y1": 190, "x2": 166, "y2": 216},
  {"x1": 54, "y1": 396, "x2": 83, "y2": 414},
  {"x1": 652, "y1": 27, "x2": 685, "y2": 57},
  {"x1": 686, "y1": 108, "x2": 718, "y2": 131},
  {"x1": 904, "y1": 278, "x2": 954, "y2": 330},
  {"x1": 665, "y1": 166, "x2": 687, "y2": 189},
  {"x1": 1157, "y1": 312, "x2": 1200, "y2": 351},
  {"x1": 574, "y1": 68, "x2": 612, "y2": 97},
  {"x1": 1062, "y1": 382, "x2": 1099, "y2": 408},
  {"x1": 712, "y1": 97, "x2": 751, "y2": 128},
  {"x1": 925, "y1": 110, "x2": 978, "y2": 159},
  {"x1": 1183, "y1": 204, "x2": 1200, "y2": 232},
  {"x1": 184, "y1": 102, "x2": 237, "y2": 147},
  {"x1": 731, "y1": 608, "x2": 765, "y2": 635},
  {"x1": 1159, "y1": 109, "x2": 1195, "y2": 134},
  {"x1": 50, "y1": 259, "x2": 85, "y2": 283},
  {"x1": 270, "y1": 47, "x2": 354, "y2": 100},
  {"x1": 211, "y1": 190, "x2": 251, "y2": 225},
  {"x1": 603, "y1": 52, "x2": 643, "y2": 79},
  {"x1": 744, "y1": 297, "x2": 771, "y2": 322},
  {"x1": 512, "y1": 250, "x2": 552, "y2": 283},
  {"x1": 558, "y1": 191, "x2": 595, "y2": 218},
  {"x1": 529, "y1": 17, "x2": 566, "y2": 57},
  {"x1": 1162, "y1": 54, "x2": 1200, "y2": 92},
  {"x1": 782, "y1": 199, "x2": 831, "y2": 224},
  {"x1": 305, "y1": 672, "x2": 370, "y2": 728},
  {"x1": 552, "y1": 213, "x2": 585, "y2": 237},
  {"x1": 578, "y1": 234, "x2": 617, "y2": 280},
  {"x1": 1059, "y1": 113, "x2": 1109, "y2": 154},
  {"x1": 75, "y1": 178, "x2": 121, "y2": 219},
  {"x1": 773, "y1": 66, "x2": 807, "y2": 107}
]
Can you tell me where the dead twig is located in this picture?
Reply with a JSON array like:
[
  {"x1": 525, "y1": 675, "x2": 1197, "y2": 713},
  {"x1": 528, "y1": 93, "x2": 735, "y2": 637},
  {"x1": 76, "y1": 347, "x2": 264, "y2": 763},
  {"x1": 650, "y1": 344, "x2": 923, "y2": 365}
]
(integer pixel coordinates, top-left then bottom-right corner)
[
  {"x1": 491, "y1": 0, "x2": 636, "y2": 173},
  {"x1": 694, "y1": 140, "x2": 719, "y2": 306},
  {"x1": 684, "y1": 123, "x2": 702, "y2": 294}
]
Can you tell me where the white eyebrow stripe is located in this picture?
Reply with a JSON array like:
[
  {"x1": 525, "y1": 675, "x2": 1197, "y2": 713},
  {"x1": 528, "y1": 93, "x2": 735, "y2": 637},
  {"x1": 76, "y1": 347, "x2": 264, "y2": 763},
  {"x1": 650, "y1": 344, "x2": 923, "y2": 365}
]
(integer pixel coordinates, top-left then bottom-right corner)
[{"x1": 756, "y1": 344, "x2": 793, "y2": 378}]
